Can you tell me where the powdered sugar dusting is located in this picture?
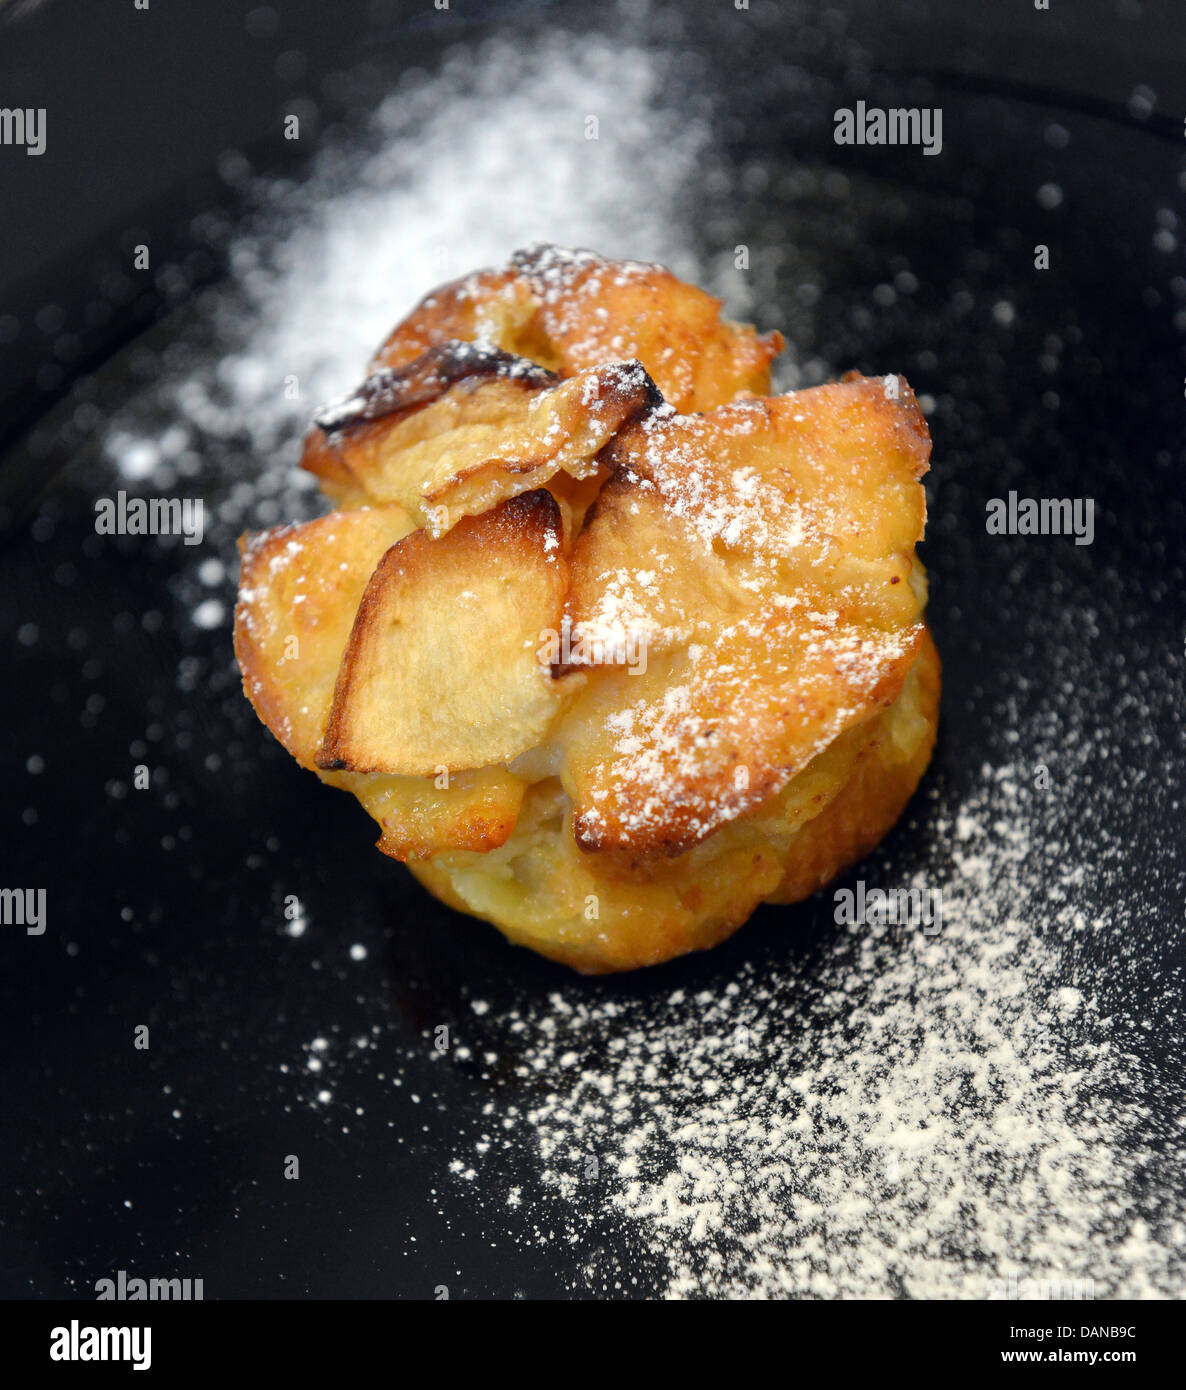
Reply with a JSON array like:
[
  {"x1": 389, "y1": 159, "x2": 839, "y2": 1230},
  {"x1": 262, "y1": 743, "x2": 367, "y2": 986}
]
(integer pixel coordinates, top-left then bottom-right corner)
[
  {"x1": 103, "y1": 34, "x2": 715, "y2": 506},
  {"x1": 450, "y1": 697, "x2": 1184, "y2": 1297},
  {"x1": 642, "y1": 404, "x2": 811, "y2": 561}
]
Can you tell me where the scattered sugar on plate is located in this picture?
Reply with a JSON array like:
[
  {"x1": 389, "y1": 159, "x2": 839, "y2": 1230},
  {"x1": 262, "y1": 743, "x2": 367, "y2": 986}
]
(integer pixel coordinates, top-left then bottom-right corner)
[{"x1": 450, "y1": 705, "x2": 1184, "y2": 1298}]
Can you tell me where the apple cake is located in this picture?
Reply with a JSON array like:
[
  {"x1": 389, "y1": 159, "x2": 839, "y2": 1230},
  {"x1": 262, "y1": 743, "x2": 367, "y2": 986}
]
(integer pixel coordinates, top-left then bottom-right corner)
[{"x1": 234, "y1": 245, "x2": 939, "y2": 972}]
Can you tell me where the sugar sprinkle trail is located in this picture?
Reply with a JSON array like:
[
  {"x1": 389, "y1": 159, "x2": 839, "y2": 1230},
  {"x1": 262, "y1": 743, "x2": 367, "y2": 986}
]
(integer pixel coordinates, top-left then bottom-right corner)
[
  {"x1": 457, "y1": 711, "x2": 1184, "y2": 1298},
  {"x1": 103, "y1": 32, "x2": 717, "y2": 511}
]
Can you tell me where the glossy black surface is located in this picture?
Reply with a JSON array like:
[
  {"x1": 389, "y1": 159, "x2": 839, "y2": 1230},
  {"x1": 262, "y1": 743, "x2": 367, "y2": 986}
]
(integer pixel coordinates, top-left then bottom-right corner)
[{"x1": 1, "y1": 0, "x2": 1184, "y2": 1298}]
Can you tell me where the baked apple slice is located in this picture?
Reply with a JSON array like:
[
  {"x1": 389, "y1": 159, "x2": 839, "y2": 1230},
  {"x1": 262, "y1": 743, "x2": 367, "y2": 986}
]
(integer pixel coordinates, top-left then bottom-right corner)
[
  {"x1": 554, "y1": 374, "x2": 931, "y2": 857},
  {"x1": 510, "y1": 244, "x2": 784, "y2": 413},
  {"x1": 303, "y1": 341, "x2": 659, "y2": 537},
  {"x1": 369, "y1": 245, "x2": 784, "y2": 414},
  {"x1": 317, "y1": 490, "x2": 580, "y2": 777},
  {"x1": 234, "y1": 505, "x2": 527, "y2": 858},
  {"x1": 234, "y1": 505, "x2": 416, "y2": 768},
  {"x1": 333, "y1": 765, "x2": 527, "y2": 863},
  {"x1": 369, "y1": 267, "x2": 542, "y2": 371}
]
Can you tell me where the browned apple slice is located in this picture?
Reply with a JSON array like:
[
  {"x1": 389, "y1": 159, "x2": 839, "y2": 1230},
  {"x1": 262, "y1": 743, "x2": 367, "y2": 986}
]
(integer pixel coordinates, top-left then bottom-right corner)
[
  {"x1": 553, "y1": 375, "x2": 931, "y2": 856},
  {"x1": 566, "y1": 374, "x2": 929, "y2": 644},
  {"x1": 234, "y1": 505, "x2": 416, "y2": 767},
  {"x1": 510, "y1": 244, "x2": 784, "y2": 412},
  {"x1": 560, "y1": 463, "x2": 752, "y2": 663},
  {"x1": 370, "y1": 267, "x2": 547, "y2": 372},
  {"x1": 302, "y1": 342, "x2": 660, "y2": 536},
  {"x1": 300, "y1": 341, "x2": 555, "y2": 504},
  {"x1": 317, "y1": 490, "x2": 579, "y2": 777},
  {"x1": 317, "y1": 339, "x2": 557, "y2": 431},
  {"x1": 559, "y1": 603, "x2": 924, "y2": 857},
  {"x1": 235, "y1": 504, "x2": 528, "y2": 854},
  {"x1": 367, "y1": 246, "x2": 783, "y2": 414}
]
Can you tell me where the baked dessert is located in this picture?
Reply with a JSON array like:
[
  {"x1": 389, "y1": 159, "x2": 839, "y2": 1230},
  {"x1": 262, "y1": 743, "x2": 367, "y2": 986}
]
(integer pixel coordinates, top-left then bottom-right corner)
[{"x1": 234, "y1": 245, "x2": 939, "y2": 972}]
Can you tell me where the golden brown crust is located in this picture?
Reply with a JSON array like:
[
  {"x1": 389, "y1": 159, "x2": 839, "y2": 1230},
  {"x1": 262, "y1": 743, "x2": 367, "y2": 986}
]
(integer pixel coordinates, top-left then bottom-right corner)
[
  {"x1": 370, "y1": 267, "x2": 539, "y2": 371},
  {"x1": 765, "y1": 627, "x2": 941, "y2": 904},
  {"x1": 510, "y1": 244, "x2": 784, "y2": 413},
  {"x1": 329, "y1": 764, "x2": 528, "y2": 862},
  {"x1": 298, "y1": 425, "x2": 362, "y2": 505},
  {"x1": 234, "y1": 250, "x2": 939, "y2": 972},
  {"x1": 410, "y1": 631, "x2": 940, "y2": 973}
]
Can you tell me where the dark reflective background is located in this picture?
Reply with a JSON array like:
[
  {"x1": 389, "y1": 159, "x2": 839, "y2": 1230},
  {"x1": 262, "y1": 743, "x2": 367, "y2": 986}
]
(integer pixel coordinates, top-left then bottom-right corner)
[{"x1": 1, "y1": 0, "x2": 1184, "y2": 1298}]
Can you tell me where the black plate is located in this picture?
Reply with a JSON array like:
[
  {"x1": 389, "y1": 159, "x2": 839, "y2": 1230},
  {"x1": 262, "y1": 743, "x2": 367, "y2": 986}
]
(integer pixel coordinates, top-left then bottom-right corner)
[{"x1": 2, "y1": 0, "x2": 1184, "y2": 1300}]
